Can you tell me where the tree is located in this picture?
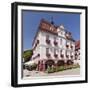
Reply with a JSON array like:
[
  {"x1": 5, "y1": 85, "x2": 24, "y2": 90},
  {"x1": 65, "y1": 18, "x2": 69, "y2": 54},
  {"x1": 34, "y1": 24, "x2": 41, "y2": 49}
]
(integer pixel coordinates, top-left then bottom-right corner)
[{"x1": 23, "y1": 50, "x2": 33, "y2": 62}]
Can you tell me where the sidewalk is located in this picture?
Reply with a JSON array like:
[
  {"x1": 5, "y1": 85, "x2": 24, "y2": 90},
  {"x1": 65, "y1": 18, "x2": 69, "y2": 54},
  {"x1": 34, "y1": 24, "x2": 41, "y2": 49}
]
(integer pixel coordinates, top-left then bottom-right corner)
[{"x1": 23, "y1": 68, "x2": 80, "y2": 77}]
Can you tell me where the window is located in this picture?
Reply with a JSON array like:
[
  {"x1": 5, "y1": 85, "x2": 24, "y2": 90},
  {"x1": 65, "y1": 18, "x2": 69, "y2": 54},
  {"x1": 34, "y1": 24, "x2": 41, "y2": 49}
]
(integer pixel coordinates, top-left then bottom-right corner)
[
  {"x1": 70, "y1": 52, "x2": 73, "y2": 58},
  {"x1": 46, "y1": 35, "x2": 50, "y2": 44},
  {"x1": 50, "y1": 48, "x2": 53, "y2": 52},
  {"x1": 54, "y1": 49, "x2": 58, "y2": 54},
  {"x1": 54, "y1": 49, "x2": 58, "y2": 58},
  {"x1": 60, "y1": 38, "x2": 62, "y2": 45},
  {"x1": 60, "y1": 49, "x2": 62, "y2": 54},
  {"x1": 54, "y1": 37, "x2": 56, "y2": 41},
  {"x1": 46, "y1": 48, "x2": 49, "y2": 54},
  {"x1": 66, "y1": 51, "x2": 69, "y2": 58},
  {"x1": 54, "y1": 37, "x2": 58, "y2": 46},
  {"x1": 66, "y1": 41, "x2": 69, "y2": 48},
  {"x1": 61, "y1": 31, "x2": 63, "y2": 35},
  {"x1": 46, "y1": 48, "x2": 51, "y2": 57},
  {"x1": 72, "y1": 52, "x2": 73, "y2": 55},
  {"x1": 66, "y1": 50, "x2": 67, "y2": 55},
  {"x1": 70, "y1": 42, "x2": 73, "y2": 49},
  {"x1": 54, "y1": 48, "x2": 56, "y2": 54},
  {"x1": 46, "y1": 35, "x2": 49, "y2": 40},
  {"x1": 50, "y1": 26, "x2": 54, "y2": 31},
  {"x1": 66, "y1": 41, "x2": 68, "y2": 45},
  {"x1": 60, "y1": 49, "x2": 64, "y2": 58},
  {"x1": 66, "y1": 50, "x2": 68, "y2": 55}
]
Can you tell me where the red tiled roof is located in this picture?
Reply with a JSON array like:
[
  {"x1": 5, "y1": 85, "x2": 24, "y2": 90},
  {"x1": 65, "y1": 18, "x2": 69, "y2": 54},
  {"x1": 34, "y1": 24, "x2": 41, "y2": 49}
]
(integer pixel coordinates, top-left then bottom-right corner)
[
  {"x1": 32, "y1": 19, "x2": 58, "y2": 46},
  {"x1": 39, "y1": 19, "x2": 58, "y2": 35},
  {"x1": 75, "y1": 40, "x2": 80, "y2": 49},
  {"x1": 32, "y1": 19, "x2": 74, "y2": 47}
]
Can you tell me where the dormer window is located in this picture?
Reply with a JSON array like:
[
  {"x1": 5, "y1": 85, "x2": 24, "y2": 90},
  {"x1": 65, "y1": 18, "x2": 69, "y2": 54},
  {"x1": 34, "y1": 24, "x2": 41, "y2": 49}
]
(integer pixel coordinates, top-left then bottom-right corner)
[
  {"x1": 59, "y1": 24, "x2": 65, "y2": 31},
  {"x1": 65, "y1": 32, "x2": 70, "y2": 39},
  {"x1": 50, "y1": 26, "x2": 54, "y2": 31}
]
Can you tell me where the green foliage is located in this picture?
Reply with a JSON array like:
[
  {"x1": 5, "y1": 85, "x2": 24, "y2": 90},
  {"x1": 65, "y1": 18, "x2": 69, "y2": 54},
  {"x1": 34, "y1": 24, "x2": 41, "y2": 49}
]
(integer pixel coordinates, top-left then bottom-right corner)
[
  {"x1": 23, "y1": 50, "x2": 33, "y2": 62},
  {"x1": 46, "y1": 64, "x2": 80, "y2": 73},
  {"x1": 25, "y1": 63, "x2": 37, "y2": 71},
  {"x1": 47, "y1": 66, "x2": 56, "y2": 73},
  {"x1": 72, "y1": 64, "x2": 80, "y2": 69},
  {"x1": 31, "y1": 63, "x2": 37, "y2": 70},
  {"x1": 56, "y1": 66, "x2": 64, "y2": 72},
  {"x1": 64, "y1": 65, "x2": 73, "y2": 70}
]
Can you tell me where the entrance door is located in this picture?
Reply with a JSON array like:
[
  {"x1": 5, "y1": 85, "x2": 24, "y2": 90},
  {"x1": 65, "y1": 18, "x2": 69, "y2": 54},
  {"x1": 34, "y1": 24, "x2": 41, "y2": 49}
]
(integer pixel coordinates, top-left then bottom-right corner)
[{"x1": 45, "y1": 60, "x2": 55, "y2": 69}]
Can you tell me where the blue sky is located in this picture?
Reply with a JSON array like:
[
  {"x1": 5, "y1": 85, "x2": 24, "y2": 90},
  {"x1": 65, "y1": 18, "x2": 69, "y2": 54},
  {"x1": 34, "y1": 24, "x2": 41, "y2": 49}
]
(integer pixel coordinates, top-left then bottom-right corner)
[{"x1": 22, "y1": 10, "x2": 80, "y2": 50}]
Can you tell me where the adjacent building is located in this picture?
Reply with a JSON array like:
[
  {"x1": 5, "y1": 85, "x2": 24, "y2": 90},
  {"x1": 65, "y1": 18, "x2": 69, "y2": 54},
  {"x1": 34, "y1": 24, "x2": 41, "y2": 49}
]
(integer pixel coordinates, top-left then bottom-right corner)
[
  {"x1": 75, "y1": 40, "x2": 80, "y2": 60},
  {"x1": 31, "y1": 19, "x2": 75, "y2": 71}
]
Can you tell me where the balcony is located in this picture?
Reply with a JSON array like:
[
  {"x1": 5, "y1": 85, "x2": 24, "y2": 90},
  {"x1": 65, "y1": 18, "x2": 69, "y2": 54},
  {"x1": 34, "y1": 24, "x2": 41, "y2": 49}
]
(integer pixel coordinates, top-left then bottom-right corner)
[
  {"x1": 46, "y1": 53, "x2": 51, "y2": 57},
  {"x1": 66, "y1": 55, "x2": 69, "y2": 58},
  {"x1": 66, "y1": 44, "x2": 69, "y2": 48},
  {"x1": 54, "y1": 41, "x2": 58, "y2": 46},
  {"x1": 71, "y1": 45, "x2": 73, "y2": 49},
  {"x1": 54, "y1": 54, "x2": 58, "y2": 58},
  {"x1": 75, "y1": 53, "x2": 77, "y2": 56},
  {"x1": 37, "y1": 54, "x2": 40, "y2": 57},
  {"x1": 46, "y1": 39, "x2": 50, "y2": 44},
  {"x1": 71, "y1": 55, "x2": 73, "y2": 58},
  {"x1": 61, "y1": 54, "x2": 64, "y2": 58}
]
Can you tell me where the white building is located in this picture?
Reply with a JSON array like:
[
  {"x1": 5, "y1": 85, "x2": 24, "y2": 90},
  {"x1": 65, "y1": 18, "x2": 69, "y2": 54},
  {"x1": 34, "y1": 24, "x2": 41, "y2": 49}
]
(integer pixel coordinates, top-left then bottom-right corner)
[{"x1": 31, "y1": 19, "x2": 75, "y2": 71}]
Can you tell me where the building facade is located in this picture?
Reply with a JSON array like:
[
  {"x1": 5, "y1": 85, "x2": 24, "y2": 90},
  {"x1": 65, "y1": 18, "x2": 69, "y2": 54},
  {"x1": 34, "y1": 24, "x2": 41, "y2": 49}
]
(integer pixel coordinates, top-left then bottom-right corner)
[
  {"x1": 31, "y1": 19, "x2": 75, "y2": 71},
  {"x1": 75, "y1": 40, "x2": 80, "y2": 60}
]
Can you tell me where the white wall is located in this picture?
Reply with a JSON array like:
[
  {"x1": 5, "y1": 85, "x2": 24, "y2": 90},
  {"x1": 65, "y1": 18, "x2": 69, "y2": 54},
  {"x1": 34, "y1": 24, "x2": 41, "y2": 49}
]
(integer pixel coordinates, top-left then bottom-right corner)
[
  {"x1": 37, "y1": 30, "x2": 75, "y2": 60},
  {"x1": 0, "y1": 0, "x2": 89, "y2": 90}
]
